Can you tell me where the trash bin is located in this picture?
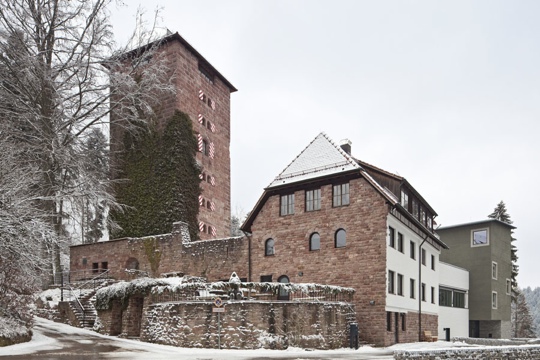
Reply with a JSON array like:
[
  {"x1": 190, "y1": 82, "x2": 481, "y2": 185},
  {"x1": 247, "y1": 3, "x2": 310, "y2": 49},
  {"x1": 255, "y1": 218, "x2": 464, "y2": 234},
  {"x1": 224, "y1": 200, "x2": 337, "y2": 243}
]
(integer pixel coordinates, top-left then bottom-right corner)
[
  {"x1": 443, "y1": 327, "x2": 450, "y2": 341},
  {"x1": 349, "y1": 323, "x2": 359, "y2": 349}
]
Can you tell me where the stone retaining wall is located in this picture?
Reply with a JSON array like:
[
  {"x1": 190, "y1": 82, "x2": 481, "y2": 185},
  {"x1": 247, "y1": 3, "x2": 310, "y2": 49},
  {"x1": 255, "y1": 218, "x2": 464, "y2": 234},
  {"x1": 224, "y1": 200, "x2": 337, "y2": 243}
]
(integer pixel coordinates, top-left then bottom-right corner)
[
  {"x1": 394, "y1": 346, "x2": 540, "y2": 359},
  {"x1": 140, "y1": 301, "x2": 355, "y2": 349}
]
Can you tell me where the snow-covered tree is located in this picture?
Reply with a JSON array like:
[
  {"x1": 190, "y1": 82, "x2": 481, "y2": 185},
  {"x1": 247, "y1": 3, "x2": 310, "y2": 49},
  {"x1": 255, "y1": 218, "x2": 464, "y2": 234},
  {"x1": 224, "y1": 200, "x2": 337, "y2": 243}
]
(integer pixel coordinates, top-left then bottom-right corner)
[
  {"x1": 512, "y1": 288, "x2": 536, "y2": 338},
  {"x1": 0, "y1": 0, "x2": 174, "y2": 279},
  {"x1": 488, "y1": 201, "x2": 518, "y2": 296}
]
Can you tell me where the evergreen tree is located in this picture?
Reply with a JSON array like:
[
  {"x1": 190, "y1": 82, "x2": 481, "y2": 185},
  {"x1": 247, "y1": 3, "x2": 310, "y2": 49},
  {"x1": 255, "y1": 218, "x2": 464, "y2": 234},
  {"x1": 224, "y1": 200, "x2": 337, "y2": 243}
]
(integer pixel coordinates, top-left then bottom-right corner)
[
  {"x1": 512, "y1": 289, "x2": 536, "y2": 338},
  {"x1": 112, "y1": 111, "x2": 200, "y2": 240},
  {"x1": 488, "y1": 201, "x2": 518, "y2": 295}
]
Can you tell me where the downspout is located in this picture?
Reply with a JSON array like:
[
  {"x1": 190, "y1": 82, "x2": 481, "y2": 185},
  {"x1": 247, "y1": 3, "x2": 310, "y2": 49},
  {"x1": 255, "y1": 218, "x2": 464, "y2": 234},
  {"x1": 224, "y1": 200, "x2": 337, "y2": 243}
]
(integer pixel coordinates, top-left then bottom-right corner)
[
  {"x1": 418, "y1": 234, "x2": 428, "y2": 342},
  {"x1": 242, "y1": 231, "x2": 252, "y2": 282}
]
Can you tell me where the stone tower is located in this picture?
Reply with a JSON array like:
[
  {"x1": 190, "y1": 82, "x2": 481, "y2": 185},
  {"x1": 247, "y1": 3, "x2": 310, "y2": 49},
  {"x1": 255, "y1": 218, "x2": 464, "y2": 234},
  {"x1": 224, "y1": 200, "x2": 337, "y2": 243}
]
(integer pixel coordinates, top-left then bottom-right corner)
[{"x1": 110, "y1": 32, "x2": 236, "y2": 239}]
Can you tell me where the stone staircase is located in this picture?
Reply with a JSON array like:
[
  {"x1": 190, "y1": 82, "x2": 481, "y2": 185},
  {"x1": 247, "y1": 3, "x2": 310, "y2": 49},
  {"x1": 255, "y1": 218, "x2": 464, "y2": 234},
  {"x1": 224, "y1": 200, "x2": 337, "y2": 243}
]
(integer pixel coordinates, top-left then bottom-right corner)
[{"x1": 69, "y1": 289, "x2": 98, "y2": 329}]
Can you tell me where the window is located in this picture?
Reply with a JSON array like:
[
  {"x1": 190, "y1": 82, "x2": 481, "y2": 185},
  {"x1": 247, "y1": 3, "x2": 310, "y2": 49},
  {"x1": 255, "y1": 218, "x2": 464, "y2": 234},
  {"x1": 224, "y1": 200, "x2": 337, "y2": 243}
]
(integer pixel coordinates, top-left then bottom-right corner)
[
  {"x1": 397, "y1": 274, "x2": 403, "y2": 296},
  {"x1": 472, "y1": 228, "x2": 489, "y2": 246},
  {"x1": 260, "y1": 275, "x2": 272, "y2": 282},
  {"x1": 492, "y1": 261, "x2": 498, "y2": 280},
  {"x1": 305, "y1": 189, "x2": 321, "y2": 211},
  {"x1": 421, "y1": 283, "x2": 426, "y2": 301},
  {"x1": 412, "y1": 199, "x2": 419, "y2": 218},
  {"x1": 202, "y1": 139, "x2": 209, "y2": 156},
  {"x1": 431, "y1": 287, "x2": 435, "y2": 304},
  {"x1": 265, "y1": 238, "x2": 275, "y2": 256},
  {"x1": 401, "y1": 190, "x2": 409, "y2": 209},
  {"x1": 427, "y1": 216, "x2": 433, "y2": 229},
  {"x1": 388, "y1": 270, "x2": 395, "y2": 294},
  {"x1": 401, "y1": 313, "x2": 406, "y2": 331},
  {"x1": 506, "y1": 279, "x2": 512, "y2": 295},
  {"x1": 92, "y1": 262, "x2": 99, "y2": 274},
  {"x1": 397, "y1": 233, "x2": 404, "y2": 253},
  {"x1": 454, "y1": 291, "x2": 465, "y2": 308},
  {"x1": 420, "y1": 208, "x2": 426, "y2": 225},
  {"x1": 431, "y1": 255, "x2": 436, "y2": 270},
  {"x1": 410, "y1": 279, "x2": 416, "y2": 299},
  {"x1": 492, "y1": 291, "x2": 498, "y2": 309},
  {"x1": 410, "y1": 241, "x2": 416, "y2": 260},
  {"x1": 387, "y1": 312, "x2": 392, "y2": 332},
  {"x1": 388, "y1": 227, "x2": 395, "y2": 248},
  {"x1": 335, "y1": 229, "x2": 346, "y2": 248},
  {"x1": 280, "y1": 194, "x2": 294, "y2": 216},
  {"x1": 309, "y1": 233, "x2": 320, "y2": 251},
  {"x1": 439, "y1": 288, "x2": 452, "y2": 307},
  {"x1": 333, "y1": 183, "x2": 350, "y2": 207},
  {"x1": 198, "y1": 62, "x2": 215, "y2": 83},
  {"x1": 421, "y1": 248, "x2": 426, "y2": 266}
]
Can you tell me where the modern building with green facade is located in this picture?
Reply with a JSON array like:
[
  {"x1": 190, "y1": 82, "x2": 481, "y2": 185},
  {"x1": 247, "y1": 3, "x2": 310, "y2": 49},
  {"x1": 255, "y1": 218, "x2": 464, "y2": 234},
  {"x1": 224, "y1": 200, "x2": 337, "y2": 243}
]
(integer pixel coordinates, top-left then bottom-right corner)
[{"x1": 438, "y1": 219, "x2": 515, "y2": 338}]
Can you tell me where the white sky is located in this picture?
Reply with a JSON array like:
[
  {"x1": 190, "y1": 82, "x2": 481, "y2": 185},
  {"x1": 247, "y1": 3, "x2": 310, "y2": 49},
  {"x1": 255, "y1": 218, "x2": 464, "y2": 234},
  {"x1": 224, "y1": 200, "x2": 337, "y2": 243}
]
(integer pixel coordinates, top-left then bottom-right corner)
[{"x1": 109, "y1": 1, "x2": 540, "y2": 289}]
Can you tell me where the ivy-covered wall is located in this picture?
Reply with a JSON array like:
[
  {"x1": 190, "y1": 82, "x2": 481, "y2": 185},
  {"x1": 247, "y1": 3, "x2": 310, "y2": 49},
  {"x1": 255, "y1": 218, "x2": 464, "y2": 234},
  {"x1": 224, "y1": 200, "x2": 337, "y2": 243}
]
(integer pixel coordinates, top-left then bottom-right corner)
[{"x1": 112, "y1": 110, "x2": 200, "y2": 240}]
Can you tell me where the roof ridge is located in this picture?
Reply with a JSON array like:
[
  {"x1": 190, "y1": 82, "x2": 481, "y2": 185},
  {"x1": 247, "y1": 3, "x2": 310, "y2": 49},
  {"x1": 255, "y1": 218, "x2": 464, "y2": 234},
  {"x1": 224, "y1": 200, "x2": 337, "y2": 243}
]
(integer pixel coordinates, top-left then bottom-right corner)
[{"x1": 267, "y1": 132, "x2": 359, "y2": 188}]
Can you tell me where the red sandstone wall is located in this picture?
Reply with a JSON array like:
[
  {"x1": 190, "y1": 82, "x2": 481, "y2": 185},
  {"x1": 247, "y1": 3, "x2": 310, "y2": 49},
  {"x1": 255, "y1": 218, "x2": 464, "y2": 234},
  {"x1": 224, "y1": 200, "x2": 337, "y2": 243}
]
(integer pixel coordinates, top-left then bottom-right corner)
[
  {"x1": 69, "y1": 232, "x2": 249, "y2": 282},
  {"x1": 109, "y1": 38, "x2": 232, "y2": 239},
  {"x1": 249, "y1": 177, "x2": 389, "y2": 346}
]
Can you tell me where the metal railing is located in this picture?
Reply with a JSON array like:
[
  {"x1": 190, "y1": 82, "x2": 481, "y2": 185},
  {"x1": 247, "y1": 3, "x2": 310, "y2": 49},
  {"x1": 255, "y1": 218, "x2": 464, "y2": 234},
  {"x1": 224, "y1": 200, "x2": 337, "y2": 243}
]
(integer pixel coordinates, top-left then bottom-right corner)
[{"x1": 149, "y1": 285, "x2": 354, "y2": 305}]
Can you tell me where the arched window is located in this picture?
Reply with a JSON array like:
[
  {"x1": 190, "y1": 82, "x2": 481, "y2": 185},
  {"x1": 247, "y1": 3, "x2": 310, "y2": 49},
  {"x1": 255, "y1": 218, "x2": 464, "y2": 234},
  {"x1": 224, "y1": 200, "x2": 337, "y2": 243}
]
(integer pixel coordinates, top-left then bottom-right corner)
[
  {"x1": 335, "y1": 228, "x2": 346, "y2": 248},
  {"x1": 278, "y1": 275, "x2": 290, "y2": 300},
  {"x1": 265, "y1": 238, "x2": 275, "y2": 256},
  {"x1": 309, "y1": 232, "x2": 320, "y2": 251}
]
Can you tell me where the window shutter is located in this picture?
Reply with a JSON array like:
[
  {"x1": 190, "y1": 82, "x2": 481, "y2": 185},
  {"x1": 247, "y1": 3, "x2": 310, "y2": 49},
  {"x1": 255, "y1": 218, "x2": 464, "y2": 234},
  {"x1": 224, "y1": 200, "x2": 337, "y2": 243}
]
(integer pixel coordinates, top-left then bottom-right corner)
[
  {"x1": 210, "y1": 201, "x2": 215, "y2": 212},
  {"x1": 209, "y1": 142, "x2": 215, "y2": 159},
  {"x1": 198, "y1": 195, "x2": 204, "y2": 207},
  {"x1": 198, "y1": 221, "x2": 205, "y2": 232},
  {"x1": 211, "y1": 226, "x2": 217, "y2": 236},
  {"x1": 198, "y1": 114, "x2": 204, "y2": 124},
  {"x1": 197, "y1": 134, "x2": 203, "y2": 152},
  {"x1": 210, "y1": 176, "x2": 215, "y2": 186},
  {"x1": 210, "y1": 122, "x2": 216, "y2": 133},
  {"x1": 198, "y1": 90, "x2": 205, "y2": 101}
]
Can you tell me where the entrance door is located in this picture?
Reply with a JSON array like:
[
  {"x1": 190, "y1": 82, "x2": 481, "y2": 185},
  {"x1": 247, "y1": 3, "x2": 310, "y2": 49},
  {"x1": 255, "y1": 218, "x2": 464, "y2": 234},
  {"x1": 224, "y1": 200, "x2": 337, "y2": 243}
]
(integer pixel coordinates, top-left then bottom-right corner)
[{"x1": 277, "y1": 275, "x2": 290, "y2": 300}]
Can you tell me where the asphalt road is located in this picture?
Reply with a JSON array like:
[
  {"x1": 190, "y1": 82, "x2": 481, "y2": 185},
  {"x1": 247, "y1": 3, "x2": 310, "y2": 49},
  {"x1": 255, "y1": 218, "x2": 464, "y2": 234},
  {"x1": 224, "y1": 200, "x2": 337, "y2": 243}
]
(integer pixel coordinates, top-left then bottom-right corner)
[{"x1": 0, "y1": 318, "x2": 394, "y2": 360}]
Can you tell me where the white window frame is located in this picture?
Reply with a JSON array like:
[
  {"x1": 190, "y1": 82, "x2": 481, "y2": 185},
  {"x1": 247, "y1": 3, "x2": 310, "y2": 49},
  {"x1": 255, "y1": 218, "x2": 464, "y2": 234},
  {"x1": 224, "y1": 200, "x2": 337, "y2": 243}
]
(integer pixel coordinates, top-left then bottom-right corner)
[
  {"x1": 471, "y1": 228, "x2": 489, "y2": 247},
  {"x1": 492, "y1": 261, "x2": 498, "y2": 280},
  {"x1": 388, "y1": 270, "x2": 395, "y2": 294},
  {"x1": 506, "y1": 279, "x2": 512, "y2": 295},
  {"x1": 492, "y1": 291, "x2": 498, "y2": 309}
]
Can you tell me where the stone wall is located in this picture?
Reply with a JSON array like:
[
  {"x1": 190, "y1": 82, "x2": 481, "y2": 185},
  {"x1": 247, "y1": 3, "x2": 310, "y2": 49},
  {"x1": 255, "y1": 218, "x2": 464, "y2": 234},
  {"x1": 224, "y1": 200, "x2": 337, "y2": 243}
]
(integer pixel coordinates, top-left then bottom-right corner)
[
  {"x1": 249, "y1": 176, "x2": 390, "y2": 346},
  {"x1": 139, "y1": 301, "x2": 355, "y2": 350},
  {"x1": 70, "y1": 222, "x2": 250, "y2": 282},
  {"x1": 394, "y1": 346, "x2": 540, "y2": 359}
]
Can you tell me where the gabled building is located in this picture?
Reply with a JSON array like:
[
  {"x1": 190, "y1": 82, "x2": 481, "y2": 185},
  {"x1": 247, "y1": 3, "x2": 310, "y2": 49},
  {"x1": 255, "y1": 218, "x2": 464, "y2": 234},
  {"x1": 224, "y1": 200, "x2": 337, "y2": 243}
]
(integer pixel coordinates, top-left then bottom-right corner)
[
  {"x1": 438, "y1": 219, "x2": 514, "y2": 338},
  {"x1": 241, "y1": 133, "x2": 448, "y2": 346}
]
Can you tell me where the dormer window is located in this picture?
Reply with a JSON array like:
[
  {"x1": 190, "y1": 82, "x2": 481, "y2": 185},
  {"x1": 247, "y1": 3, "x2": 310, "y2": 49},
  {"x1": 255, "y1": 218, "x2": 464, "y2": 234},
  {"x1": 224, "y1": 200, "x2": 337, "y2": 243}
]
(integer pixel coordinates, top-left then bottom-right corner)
[
  {"x1": 401, "y1": 190, "x2": 409, "y2": 209},
  {"x1": 412, "y1": 199, "x2": 419, "y2": 219}
]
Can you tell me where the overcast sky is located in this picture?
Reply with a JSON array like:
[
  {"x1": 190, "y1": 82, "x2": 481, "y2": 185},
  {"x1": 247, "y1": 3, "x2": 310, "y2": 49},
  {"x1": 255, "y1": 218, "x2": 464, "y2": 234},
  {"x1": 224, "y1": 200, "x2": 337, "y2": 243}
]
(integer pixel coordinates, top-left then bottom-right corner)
[{"x1": 110, "y1": 1, "x2": 540, "y2": 289}]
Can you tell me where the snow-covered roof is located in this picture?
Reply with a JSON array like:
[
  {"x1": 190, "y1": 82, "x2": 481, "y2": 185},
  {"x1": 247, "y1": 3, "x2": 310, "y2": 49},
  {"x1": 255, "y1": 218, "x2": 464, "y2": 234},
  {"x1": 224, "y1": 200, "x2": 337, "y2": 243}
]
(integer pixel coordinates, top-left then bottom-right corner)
[{"x1": 267, "y1": 133, "x2": 360, "y2": 188}]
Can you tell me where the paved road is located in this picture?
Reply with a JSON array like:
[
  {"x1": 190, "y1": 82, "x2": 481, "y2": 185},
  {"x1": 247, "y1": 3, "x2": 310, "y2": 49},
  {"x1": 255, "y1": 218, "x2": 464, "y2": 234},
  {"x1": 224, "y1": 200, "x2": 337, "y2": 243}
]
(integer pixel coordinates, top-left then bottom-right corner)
[{"x1": 0, "y1": 318, "x2": 394, "y2": 360}]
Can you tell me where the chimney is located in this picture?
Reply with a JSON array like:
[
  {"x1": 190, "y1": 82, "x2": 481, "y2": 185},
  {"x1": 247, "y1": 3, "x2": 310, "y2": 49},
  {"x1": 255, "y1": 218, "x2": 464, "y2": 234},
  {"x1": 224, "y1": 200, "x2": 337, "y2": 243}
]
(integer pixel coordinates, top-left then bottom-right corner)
[{"x1": 340, "y1": 139, "x2": 352, "y2": 155}]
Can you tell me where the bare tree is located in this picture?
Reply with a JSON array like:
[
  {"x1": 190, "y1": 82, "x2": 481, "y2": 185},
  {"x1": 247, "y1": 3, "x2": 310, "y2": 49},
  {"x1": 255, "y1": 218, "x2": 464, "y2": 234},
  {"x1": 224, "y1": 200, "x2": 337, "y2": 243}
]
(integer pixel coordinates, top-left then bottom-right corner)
[{"x1": 0, "y1": 0, "x2": 175, "y2": 280}]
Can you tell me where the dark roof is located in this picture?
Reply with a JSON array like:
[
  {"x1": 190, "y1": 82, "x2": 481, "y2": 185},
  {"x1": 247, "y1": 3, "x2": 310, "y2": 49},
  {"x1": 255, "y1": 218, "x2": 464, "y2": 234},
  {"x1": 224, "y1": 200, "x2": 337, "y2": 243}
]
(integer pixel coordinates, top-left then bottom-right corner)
[{"x1": 119, "y1": 31, "x2": 237, "y2": 92}]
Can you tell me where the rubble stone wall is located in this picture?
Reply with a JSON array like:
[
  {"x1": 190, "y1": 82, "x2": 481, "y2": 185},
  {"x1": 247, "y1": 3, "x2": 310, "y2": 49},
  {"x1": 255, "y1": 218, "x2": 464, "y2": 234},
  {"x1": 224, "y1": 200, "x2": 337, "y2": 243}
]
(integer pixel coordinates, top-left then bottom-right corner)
[
  {"x1": 139, "y1": 301, "x2": 355, "y2": 349},
  {"x1": 394, "y1": 346, "x2": 540, "y2": 360}
]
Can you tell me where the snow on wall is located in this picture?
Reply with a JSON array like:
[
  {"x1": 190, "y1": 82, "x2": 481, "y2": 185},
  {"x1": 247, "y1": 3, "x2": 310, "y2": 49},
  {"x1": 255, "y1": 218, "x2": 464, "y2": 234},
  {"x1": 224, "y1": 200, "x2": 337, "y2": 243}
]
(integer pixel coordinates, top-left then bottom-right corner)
[
  {"x1": 394, "y1": 345, "x2": 540, "y2": 359},
  {"x1": 140, "y1": 301, "x2": 355, "y2": 350}
]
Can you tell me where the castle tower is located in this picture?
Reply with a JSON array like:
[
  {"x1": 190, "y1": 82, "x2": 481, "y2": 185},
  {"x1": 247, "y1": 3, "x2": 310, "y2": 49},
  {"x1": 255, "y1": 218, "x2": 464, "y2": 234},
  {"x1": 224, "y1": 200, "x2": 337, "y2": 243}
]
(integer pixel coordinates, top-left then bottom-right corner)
[{"x1": 110, "y1": 32, "x2": 236, "y2": 239}]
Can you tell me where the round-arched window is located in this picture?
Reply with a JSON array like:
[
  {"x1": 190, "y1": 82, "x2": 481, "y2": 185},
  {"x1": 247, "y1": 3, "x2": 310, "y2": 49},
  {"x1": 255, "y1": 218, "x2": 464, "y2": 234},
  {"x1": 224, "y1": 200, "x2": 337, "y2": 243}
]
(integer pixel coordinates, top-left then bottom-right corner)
[
  {"x1": 335, "y1": 228, "x2": 346, "y2": 248},
  {"x1": 310, "y1": 232, "x2": 320, "y2": 251},
  {"x1": 265, "y1": 238, "x2": 275, "y2": 256},
  {"x1": 278, "y1": 275, "x2": 290, "y2": 300}
]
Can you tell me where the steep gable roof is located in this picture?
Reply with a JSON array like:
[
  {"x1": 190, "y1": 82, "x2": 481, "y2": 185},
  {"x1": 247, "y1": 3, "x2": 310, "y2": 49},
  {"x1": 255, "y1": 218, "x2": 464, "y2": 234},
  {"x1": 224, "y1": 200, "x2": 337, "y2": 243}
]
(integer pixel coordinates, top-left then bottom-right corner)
[{"x1": 267, "y1": 133, "x2": 360, "y2": 189}]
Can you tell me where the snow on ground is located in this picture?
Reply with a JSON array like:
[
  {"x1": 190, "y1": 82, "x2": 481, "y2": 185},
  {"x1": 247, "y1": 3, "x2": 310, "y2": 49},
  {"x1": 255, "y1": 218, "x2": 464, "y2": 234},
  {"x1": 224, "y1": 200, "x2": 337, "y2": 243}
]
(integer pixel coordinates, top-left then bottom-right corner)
[{"x1": 0, "y1": 317, "x2": 488, "y2": 359}]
